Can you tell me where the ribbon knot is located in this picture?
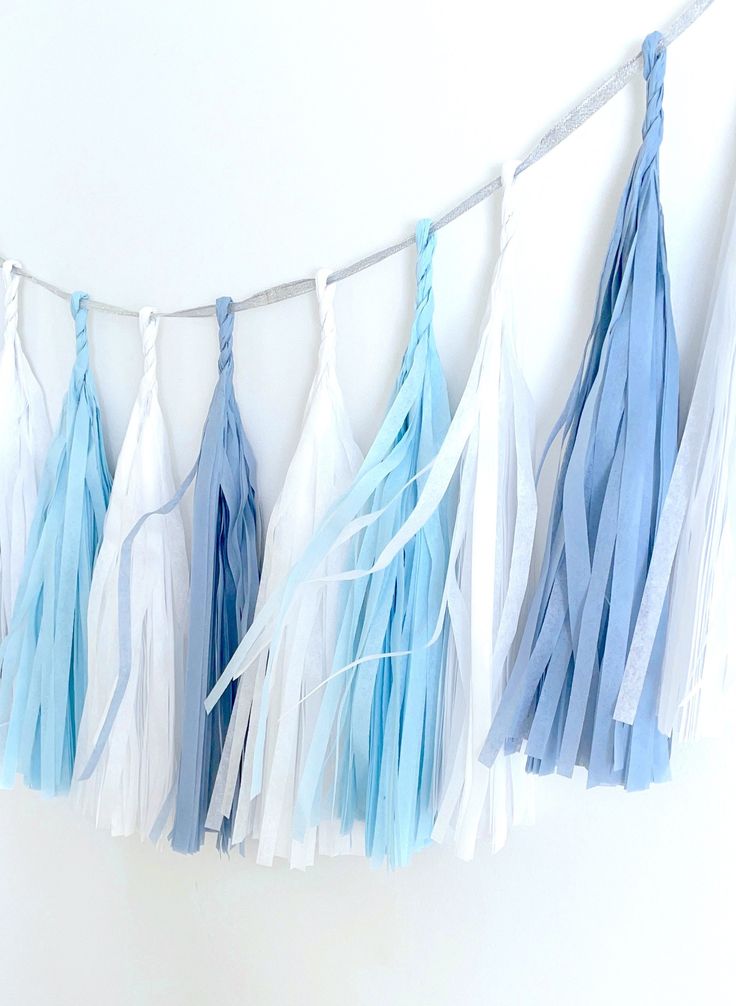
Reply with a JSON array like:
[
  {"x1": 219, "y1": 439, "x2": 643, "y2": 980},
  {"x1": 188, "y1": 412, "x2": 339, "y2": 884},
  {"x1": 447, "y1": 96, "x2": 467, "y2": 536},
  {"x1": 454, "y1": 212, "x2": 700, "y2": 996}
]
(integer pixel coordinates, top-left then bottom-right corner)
[{"x1": 216, "y1": 296, "x2": 234, "y2": 374}]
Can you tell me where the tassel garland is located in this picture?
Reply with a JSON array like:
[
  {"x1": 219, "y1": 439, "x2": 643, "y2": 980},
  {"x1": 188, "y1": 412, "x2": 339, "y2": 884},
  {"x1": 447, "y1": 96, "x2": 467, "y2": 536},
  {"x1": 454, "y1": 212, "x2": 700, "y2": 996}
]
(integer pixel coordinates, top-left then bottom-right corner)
[{"x1": 0, "y1": 24, "x2": 732, "y2": 866}]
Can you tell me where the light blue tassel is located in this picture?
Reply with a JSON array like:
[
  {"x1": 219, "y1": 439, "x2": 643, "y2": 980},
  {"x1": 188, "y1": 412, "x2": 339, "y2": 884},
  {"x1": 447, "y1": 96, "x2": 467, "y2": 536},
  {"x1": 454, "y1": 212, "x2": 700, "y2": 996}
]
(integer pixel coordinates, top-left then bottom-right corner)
[
  {"x1": 171, "y1": 296, "x2": 261, "y2": 853},
  {"x1": 0, "y1": 293, "x2": 111, "y2": 796},
  {"x1": 480, "y1": 33, "x2": 678, "y2": 790}
]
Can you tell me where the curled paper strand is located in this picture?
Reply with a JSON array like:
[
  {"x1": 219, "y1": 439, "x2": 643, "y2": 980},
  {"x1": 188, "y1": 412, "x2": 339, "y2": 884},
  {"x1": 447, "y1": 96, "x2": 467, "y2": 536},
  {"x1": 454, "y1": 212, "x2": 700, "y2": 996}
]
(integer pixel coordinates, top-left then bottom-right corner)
[
  {"x1": 0, "y1": 262, "x2": 51, "y2": 639},
  {"x1": 0, "y1": 293, "x2": 111, "y2": 796},
  {"x1": 205, "y1": 272, "x2": 363, "y2": 867},
  {"x1": 615, "y1": 173, "x2": 736, "y2": 739},
  {"x1": 72, "y1": 309, "x2": 189, "y2": 838},
  {"x1": 481, "y1": 33, "x2": 678, "y2": 791}
]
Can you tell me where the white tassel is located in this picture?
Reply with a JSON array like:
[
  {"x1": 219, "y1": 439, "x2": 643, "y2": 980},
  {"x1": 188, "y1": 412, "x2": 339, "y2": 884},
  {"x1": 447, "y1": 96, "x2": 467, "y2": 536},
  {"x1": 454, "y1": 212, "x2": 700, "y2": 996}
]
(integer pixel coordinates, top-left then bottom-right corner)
[
  {"x1": 432, "y1": 165, "x2": 536, "y2": 856},
  {"x1": 206, "y1": 271, "x2": 363, "y2": 867},
  {"x1": 616, "y1": 178, "x2": 736, "y2": 740},
  {"x1": 73, "y1": 308, "x2": 189, "y2": 838},
  {"x1": 0, "y1": 261, "x2": 51, "y2": 638}
]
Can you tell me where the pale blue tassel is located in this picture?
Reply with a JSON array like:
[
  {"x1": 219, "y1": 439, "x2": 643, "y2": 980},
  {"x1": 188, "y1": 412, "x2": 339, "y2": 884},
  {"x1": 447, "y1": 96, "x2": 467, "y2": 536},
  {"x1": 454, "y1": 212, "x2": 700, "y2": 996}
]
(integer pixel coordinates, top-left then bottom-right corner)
[{"x1": 0, "y1": 293, "x2": 111, "y2": 796}]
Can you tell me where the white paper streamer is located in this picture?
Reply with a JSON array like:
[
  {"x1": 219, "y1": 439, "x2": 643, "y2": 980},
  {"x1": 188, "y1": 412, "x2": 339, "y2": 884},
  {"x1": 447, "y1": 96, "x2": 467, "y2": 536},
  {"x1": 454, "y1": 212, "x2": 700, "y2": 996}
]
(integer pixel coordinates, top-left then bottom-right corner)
[
  {"x1": 615, "y1": 177, "x2": 736, "y2": 740},
  {"x1": 73, "y1": 308, "x2": 189, "y2": 838},
  {"x1": 206, "y1": 272, "x2": 364, "y2": 867},
  {"x1": 433, "y1": 167, "x2": 536, "y2": 856},
  {"x1": 0, "y1": 261, "x2": 51, "y2": 638}
]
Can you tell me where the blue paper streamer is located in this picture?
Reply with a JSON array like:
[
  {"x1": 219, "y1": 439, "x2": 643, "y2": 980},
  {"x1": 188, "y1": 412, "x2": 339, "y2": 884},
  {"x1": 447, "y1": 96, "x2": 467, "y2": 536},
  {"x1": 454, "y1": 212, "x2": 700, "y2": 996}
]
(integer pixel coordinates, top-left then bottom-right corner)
[
  {"x1": 480, "y1": 32, "x2": 678, "y2": 791},
  {"x1": 0, "y1": 293, "x2": 111, "y2": 796}
]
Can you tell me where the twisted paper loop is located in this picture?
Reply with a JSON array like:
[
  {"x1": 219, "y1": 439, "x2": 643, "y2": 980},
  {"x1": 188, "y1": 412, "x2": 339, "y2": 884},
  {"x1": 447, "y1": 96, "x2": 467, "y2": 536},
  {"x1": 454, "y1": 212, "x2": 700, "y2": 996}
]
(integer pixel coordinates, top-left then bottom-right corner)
[
  {"x1": 2, "y1": 260, "x2": 21, "y2": 341},
  {"x1": 138, "y1": 307, "x2": 159, "y2": 397}
]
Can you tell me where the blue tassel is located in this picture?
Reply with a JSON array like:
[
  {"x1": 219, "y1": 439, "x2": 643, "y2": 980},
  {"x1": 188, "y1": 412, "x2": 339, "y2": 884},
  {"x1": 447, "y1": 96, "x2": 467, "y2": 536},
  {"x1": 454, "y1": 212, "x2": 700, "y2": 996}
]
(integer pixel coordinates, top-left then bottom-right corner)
[
  {"x1": 0, "y1": 293, "x2": 111, "y2": 796},
  {"x1": 171, "y1": 296, "x2": 261, "y2": 853},
  {"x1": 480, "y1": 32, "x2": 678, "y2": 791}
]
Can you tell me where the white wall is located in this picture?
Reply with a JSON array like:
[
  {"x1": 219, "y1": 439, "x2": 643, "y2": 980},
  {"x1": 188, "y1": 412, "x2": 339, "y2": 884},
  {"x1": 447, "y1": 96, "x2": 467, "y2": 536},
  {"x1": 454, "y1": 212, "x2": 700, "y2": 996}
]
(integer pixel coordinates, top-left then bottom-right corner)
[{"x1": 1, "y1": 2, "x2": 735, "y2": 1003}]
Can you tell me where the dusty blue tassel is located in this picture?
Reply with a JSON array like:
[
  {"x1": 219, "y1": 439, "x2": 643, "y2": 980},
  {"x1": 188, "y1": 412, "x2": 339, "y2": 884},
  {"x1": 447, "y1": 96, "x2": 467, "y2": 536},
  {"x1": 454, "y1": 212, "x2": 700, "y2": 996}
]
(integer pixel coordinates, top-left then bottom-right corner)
[
  {"x1": 481, "y1": 32, "x2": 678, "y2": 790},
  {"x1": 171, "y1": 296, "x2": 261, "y2": 853},
  {"x1": 0, "y1": 293, "x2": 111, "y2": 795}
]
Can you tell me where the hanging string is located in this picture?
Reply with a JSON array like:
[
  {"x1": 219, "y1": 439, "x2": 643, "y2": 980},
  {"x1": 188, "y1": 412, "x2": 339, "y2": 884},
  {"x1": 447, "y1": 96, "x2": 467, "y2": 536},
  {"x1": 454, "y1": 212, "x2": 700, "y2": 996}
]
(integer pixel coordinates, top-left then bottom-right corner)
[{"x1": 0, "y1": 0, "x2": 715, "y2": 321}]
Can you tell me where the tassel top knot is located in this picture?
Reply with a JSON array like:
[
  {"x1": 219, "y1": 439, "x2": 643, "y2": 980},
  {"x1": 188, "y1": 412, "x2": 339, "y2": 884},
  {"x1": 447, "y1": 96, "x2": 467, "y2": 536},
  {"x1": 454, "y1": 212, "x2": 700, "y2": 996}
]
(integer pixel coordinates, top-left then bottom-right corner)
[
  {"x1": 138, "y1": 307, "x2": 159, "y2": 397},
  {"x1": 413, "y1": 220, "x2": 436, "y2": 344},
  {"x1": 642, "y1": 31, "x2": 665, "y2": 149},
  {"x1": 215, "y1": 296, "x2": 234, "y2": 376},
  {"x1": 70, "y1": 291, "x2": 90, "y2": 368},
  {"x1": 2, "y1": 259, "x2": 21, "y2": 344}
]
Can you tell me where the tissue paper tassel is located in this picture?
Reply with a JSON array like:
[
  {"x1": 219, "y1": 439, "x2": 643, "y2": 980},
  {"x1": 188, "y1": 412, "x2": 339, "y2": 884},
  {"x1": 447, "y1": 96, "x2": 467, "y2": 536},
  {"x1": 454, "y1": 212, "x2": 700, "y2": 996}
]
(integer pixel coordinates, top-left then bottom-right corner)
[
  {"x1": 0, "y1": 293, "x2": 111, "y2": 796},
  {"x1": 481, "y1": 33, "x2": 678, "y2": 791}
]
